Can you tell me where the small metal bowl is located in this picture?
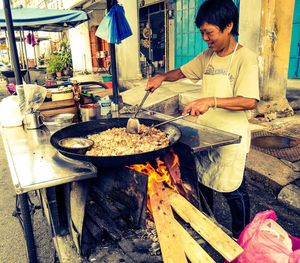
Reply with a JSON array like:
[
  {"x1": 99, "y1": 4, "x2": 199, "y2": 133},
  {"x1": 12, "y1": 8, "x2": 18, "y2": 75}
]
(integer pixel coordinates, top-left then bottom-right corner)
[
  {"x1": 58, "y1": 137, "x2": 94, "y2": 154},
  {"x1": 43, "y1": 113, "x2": 75, "y2": 127},
  {"x1": 55, "y1": 113, "x2": 75, "y2": 125}
]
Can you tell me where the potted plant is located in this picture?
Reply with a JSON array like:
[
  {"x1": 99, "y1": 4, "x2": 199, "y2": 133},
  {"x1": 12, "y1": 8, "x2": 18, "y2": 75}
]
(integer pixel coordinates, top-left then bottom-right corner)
[
  {"x1": 46, "y1": 53, "x2": 63, "y2": 77},
  {"x1": 38, "y1": 54, "x2": 45, "y2": 67},
  {"x1": 60, "y1": 38, "x2": 73, "y2": 76}
]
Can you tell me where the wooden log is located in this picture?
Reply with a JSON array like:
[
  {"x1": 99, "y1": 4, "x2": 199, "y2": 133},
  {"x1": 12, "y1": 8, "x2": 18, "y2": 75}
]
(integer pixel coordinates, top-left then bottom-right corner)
[
  {"x1": 163, "y1": 149, "x2": 182, "y2": 185},
  {"x1": 52, "y1": 235, "x2": 82, "y2": 263},
  {"x1": 165, "y1": 189, "x2": 243, "y2": 262},
  {"x1": 89, "y1": 188, "x2": 122, "y2": 219},
  {"x1": 69, "y1": 181, "x2": 89, "y2": 253},
  {"x1": 149, "y1": 182, "x2": 187, "y2": 263},
  {"x1": 84, "y1": 215, "x2": 104, "y2": 241},
  {"x1": 91, "y1": 168, "x2": 148, "y2": 228},
  {"x1": 81, "y1": 225, "x2": 97, "y2": 257},
  {"x1": 85, "y1": 205, "x2": 121, "y2": 241},
  {"x1": 174, "y1": 220, "x2": 215, "y2": 263},
  {"x1": 108, "y1": 189, "x2": 138, "y2": 210},
  {"x1": 163, "y1": 147, "x2": 200, "y2": 208}
]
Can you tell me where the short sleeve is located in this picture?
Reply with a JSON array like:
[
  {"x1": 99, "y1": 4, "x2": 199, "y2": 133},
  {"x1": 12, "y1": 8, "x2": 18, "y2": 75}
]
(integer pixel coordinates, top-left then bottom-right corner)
[
  {"x1": 180, "y1": 49, "x2": 211, "y2": 83},
  {"x1": 234, "y1": 50, "x2": 260, "y2": 100}
]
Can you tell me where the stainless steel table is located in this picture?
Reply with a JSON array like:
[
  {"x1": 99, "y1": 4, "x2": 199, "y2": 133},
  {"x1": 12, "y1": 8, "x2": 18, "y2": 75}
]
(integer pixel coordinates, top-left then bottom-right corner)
[{"x1": 1, "y1": 124, "x2": 97, "y2": 263}]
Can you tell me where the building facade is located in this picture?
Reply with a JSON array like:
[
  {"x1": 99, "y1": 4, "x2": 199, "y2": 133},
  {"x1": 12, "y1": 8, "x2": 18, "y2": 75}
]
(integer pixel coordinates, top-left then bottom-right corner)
[{"x1": 8, "y1": 0, "x2": 300, "y2": 101}]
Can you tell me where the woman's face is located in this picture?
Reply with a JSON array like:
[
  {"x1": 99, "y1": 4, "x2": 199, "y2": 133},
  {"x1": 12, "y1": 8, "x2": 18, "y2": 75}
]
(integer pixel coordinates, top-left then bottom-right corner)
[{"x1": 200, "y1": 22, "x2": 233, "y2": 53}]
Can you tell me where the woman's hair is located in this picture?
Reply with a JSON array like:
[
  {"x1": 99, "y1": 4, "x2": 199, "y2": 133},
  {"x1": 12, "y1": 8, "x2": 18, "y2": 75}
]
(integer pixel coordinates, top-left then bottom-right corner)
[{"x1": 195, "y1": 0, "x2": 239, "y2": 36}]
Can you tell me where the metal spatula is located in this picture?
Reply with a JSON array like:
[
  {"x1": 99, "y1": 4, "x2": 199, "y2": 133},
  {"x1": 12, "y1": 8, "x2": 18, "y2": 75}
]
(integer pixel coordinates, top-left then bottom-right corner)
[
  {"x1": 152, "y1": 112, "x2": 191, "y2": 129},
  {"x1": 126, "y1": 90, "x2": 151, "y2": 133}
]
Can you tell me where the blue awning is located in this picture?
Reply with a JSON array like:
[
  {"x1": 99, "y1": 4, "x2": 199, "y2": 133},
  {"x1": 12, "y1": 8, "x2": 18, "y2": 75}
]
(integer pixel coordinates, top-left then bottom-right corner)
[{"x1": 0, "y1": 6, "x2": 89, "y2": 32}]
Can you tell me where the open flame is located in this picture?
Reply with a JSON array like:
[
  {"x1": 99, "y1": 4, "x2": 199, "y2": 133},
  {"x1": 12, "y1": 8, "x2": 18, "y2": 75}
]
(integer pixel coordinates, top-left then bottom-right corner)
[{"x1": 128, "y1": 151, "x2": 179, "y2": 197}]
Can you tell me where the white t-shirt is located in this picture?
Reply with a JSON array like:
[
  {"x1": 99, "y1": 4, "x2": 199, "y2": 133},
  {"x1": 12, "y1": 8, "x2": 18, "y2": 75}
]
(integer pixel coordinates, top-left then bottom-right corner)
[{"x1": 180, "y1": 47, "x2": 260, "y2": 101}]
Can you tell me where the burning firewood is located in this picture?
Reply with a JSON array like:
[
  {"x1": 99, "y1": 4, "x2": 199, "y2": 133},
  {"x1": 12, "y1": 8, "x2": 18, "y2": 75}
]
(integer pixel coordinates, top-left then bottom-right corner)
[
  {"x1": 129, "y1": 154, "x2": 243, "y2": 262},
  {"x1": 149, "y1": 181, "x2": 187, "y2": 263},
  {"x1": 174, "y1": 220, "x2": 215, "y2": 263},
  {"x1": 149, "y1": 180, "x2": 215, "y2": 263},
  {"x1": 165, "y1": 188, "x2": 243, "y2": 262},
  {"x1": 85, "y1": 205, "x2": 122, "y2": 241}
]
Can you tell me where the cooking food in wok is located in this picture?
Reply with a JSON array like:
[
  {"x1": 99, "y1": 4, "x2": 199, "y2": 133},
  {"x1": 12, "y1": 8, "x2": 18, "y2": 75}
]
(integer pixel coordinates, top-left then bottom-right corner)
[
  {"x1": 50, "y1": 118, "x2": 181, "y2": 167},
  {"x1": 86, "y1": 124, "x2": 169, "y2": 156}
]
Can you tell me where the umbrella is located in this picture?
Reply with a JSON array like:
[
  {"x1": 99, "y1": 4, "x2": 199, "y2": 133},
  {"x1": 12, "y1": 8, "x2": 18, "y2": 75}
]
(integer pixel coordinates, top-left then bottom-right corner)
[
  {"x1": 0, "y1": 6, "x2": 89, "y2": 32},
  {"x1": 1, "y1": 3, "x2": 89, "y2": 85}
]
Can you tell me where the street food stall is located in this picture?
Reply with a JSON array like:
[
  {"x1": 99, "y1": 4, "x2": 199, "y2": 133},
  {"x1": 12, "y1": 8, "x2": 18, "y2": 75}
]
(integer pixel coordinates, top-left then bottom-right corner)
[
  {"x1": 1, "y1": 108, "x2": 242, "y2": 262},
  {"x1": 1, "y1": 2, "x2": 244, "y2": 262}
]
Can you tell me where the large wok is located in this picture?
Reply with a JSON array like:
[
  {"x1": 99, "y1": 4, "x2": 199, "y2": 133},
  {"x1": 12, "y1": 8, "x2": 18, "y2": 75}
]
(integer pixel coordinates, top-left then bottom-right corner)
[{"x1": 50, "y1": 117, "x2": 181, "y2": 167}]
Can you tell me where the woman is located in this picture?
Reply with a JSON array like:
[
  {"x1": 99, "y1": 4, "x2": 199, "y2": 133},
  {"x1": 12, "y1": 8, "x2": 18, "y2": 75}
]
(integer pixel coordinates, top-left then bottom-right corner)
[{"x1": 146, "y1": 0, "x2": 260, "y2": 238}]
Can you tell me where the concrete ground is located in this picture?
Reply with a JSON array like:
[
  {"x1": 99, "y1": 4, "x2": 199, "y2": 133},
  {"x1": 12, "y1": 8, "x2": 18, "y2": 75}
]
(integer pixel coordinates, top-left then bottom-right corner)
[{"x1": 0, "y1": 77, "x2": 299, "y2": 262}]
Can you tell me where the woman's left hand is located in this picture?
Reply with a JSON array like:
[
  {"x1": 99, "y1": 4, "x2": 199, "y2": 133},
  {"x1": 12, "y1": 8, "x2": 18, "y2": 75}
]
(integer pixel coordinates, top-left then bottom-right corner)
[{"x1": 182, "y1": 97, "x2": 214, "y2": 116}]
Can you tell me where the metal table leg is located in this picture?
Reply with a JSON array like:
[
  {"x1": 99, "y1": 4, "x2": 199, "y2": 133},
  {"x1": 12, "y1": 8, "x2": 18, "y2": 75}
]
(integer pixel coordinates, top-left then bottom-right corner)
[{"x1": 15, "y1": 193, "x2": 37, "y2": 263}]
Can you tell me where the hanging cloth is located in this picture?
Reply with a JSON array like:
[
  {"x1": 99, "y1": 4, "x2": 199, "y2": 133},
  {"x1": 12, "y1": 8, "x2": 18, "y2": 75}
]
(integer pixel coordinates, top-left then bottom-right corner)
[
  {"x1": 95, "y1": 3, "x2": 132, "y2": 44},
  {"x1": 26, "y1": 33, "x2": 32, "y2": 45},
  {"x1": 31, "y1": 31, "x2": 36, "y2": 47}
]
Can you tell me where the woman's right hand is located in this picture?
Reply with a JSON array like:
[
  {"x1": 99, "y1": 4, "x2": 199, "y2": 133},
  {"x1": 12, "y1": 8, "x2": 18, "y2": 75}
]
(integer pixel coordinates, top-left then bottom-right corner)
[
  {"x1": 146, "y1": 69, "x2": 185, "y2": 92},
  {"x1": 146, "y1": 74, "x2": 165, "y2": 92}
]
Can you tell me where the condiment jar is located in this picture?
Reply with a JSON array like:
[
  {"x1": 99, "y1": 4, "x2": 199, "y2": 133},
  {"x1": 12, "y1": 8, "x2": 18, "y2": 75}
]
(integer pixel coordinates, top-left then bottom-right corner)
[
  {"x1": 23, "y1": 111, "x2": 43, "y2": 129},
  {"x1": 80, "y1": 103, "x2": 100, "y2": 121}
]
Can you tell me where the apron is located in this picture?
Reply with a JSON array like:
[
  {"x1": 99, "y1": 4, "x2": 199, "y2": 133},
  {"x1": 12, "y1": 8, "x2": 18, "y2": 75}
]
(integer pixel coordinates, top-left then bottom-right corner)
[{"x1": 194, "y1": 43, "x2": 250, "y2": 192}]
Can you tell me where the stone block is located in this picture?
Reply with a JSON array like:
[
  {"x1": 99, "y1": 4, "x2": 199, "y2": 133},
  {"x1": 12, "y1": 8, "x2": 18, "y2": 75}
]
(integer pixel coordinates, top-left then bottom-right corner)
[
  {"x1": 246, "y1": 149, "x2": 300, "y2": 194},
  {"x1": 256, "y1": 98, "x2": 294, "y2": 118},
  {"x1": 278, "y1": 184, "x2": 300, "y2": 212},
  {"x1": 289, "y1": 99, "x2": 300, "y2": 110}
]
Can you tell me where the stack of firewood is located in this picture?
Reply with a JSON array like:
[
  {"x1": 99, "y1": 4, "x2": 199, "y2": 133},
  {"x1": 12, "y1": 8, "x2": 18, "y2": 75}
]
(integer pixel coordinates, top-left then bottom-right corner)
[{"x1": 149, "y1": 183, "x2": 243, "y2": 263}]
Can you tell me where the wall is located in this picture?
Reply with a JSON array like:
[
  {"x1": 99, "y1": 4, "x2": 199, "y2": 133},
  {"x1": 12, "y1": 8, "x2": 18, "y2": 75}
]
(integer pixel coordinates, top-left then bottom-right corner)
[
  {"x1": 259, "y1": 0, "x2": 295, "y2": 100},
  {"x1": 238, "y1": 0, "x2": 261, "y2": 53},
  {"x1": 63, "y1": 0, "x2": 86, "y2": 9},
  {"x1": 63, "y1": 0, "x2": 105, "y2": 73},
  {"x1": 88, "y1": 10, "x2": 106, "y2": 30},
  {"x1": 168, "y1": 18, "x2": 175, "y2": 70},
  {"x1": 69, "y1": 22, "x2": 93, "y2": 73},
  {"x1": 116, "y1": 0, "x2": 141, "y2": 82}
]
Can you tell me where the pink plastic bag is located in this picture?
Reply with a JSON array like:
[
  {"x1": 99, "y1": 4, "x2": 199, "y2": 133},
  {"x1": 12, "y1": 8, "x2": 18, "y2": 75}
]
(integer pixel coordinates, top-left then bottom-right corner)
[{"x1": 232, "y1": 210, "x2": 300, "y2": 263}]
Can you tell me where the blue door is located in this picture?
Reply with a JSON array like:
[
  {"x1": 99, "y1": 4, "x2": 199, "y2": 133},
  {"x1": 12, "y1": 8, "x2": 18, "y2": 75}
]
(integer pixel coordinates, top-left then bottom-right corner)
[
  {"x1": 174, "y1": 0, "x2": 240, "y2": 68},
  {"x1": 174, "y1": 0, "x2": 204, "y2": 68},
  {"x1": 288, "y1": 0, "x2": 300, "y2": 79}
]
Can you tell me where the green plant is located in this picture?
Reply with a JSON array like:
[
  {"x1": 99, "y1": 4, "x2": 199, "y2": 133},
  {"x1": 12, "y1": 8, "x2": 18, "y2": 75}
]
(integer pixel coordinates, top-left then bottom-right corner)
[
  {"x1": 46, "y1": 38, "x2": 73, "y2": 75},
  {"x1": 38, "y1": 54, "x2": 45, "y2": 66},
  {"x1": 46, "y1": 53, "x2": 63, "y2": 74},
  {"x1": 60, "y1": 38, "x2": 73, "y2": 71},
  {"x1": 1, "y1": 58, "x2": 9, "y2": 65}
]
